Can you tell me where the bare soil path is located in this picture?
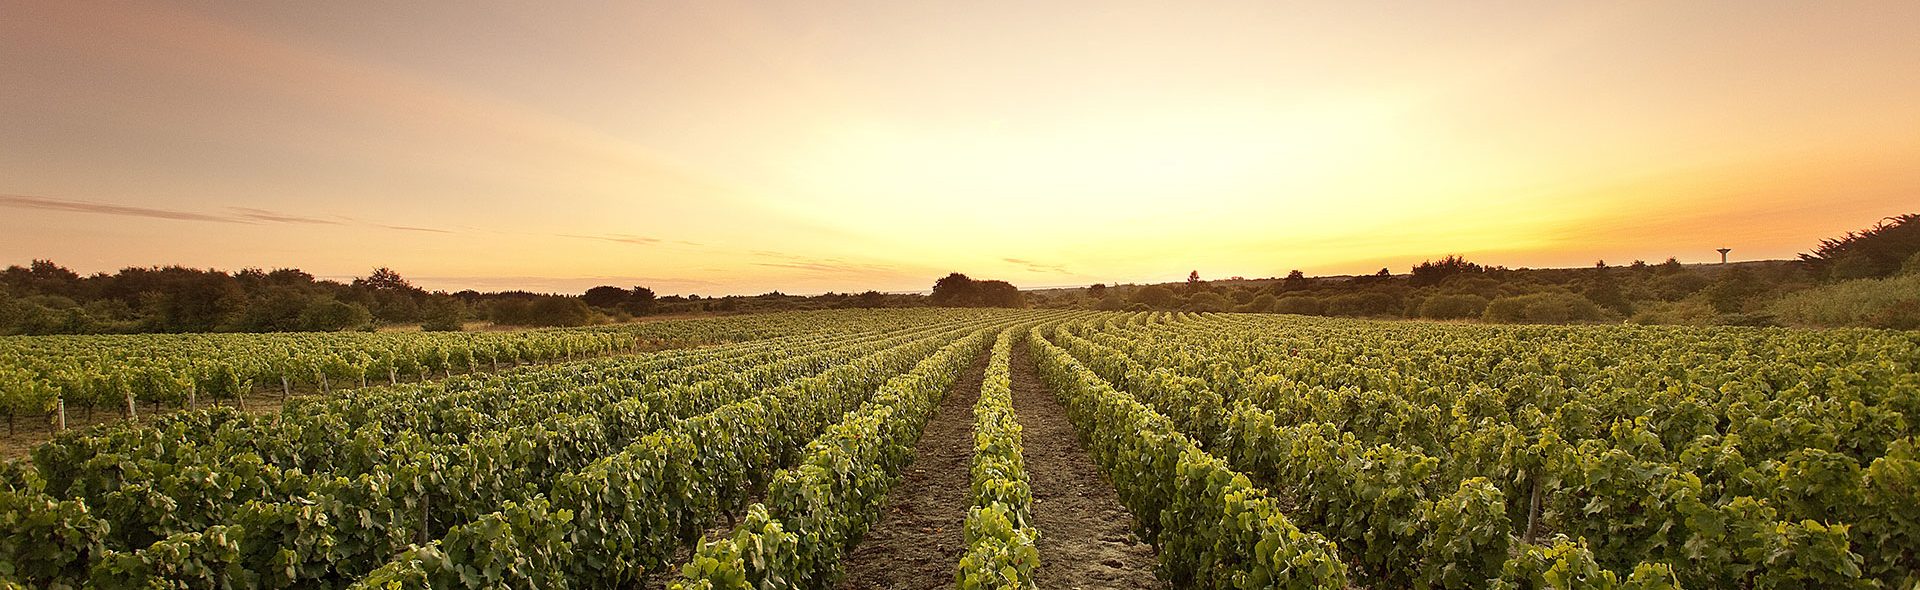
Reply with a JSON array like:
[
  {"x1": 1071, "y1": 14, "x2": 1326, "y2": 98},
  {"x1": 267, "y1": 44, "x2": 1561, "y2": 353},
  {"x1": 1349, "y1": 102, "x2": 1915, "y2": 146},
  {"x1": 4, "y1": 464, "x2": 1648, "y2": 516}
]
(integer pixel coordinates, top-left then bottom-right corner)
[
  {"x1": 836, "y1": 348, "x2": 991, "y2": 590},
  {"x1": 1009, "y1": 343, "x2": 1166, "y2": 590}
]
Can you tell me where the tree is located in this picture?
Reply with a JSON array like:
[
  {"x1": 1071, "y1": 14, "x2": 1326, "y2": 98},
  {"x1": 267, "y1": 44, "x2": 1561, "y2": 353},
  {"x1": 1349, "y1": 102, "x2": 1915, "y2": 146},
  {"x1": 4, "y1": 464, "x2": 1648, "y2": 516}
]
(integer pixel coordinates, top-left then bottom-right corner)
[
  {"x1": 1184, "y1": 291, "x2": 1230, "y2": 312},
  {"x1": 582, "y1": 286, "x2": 630, "y2": 309},
  {"x1": 1801, "y1": 213, "x2": 1920, "y2": 280},
  {"x1": 1131, "y1": 285, "x2": 1176, "y2": 308},
  {"x1": 354, "y1": 267, "x2": 418, "y2": 293},
  {"x1": 352, "y1": 268, "x2": 427, "y2": 324},
  {"x1": 529, "y1": 297, "x2": 592, "y2": 327},
  {"x1": 148, "y1": 271, "x2": 246, "y2": 332},
  {"x1": 1087, "y1": 283, "x2": 1107, "y2": 299},
  {"x1": 1279, "y1": 270, "x2": 1308, "y2": 291},
  {"x1": 421, "y1": 298, "x2": 465, "y2": 331},
  {"x1": 931, "y1": 273, "x2": 978, "y2": 306},
  {"x1": 233, "y1": 287, "x2": 314, "y2": 332},
  {"x1": 0, "y1": 260, "x2": 82, "y2": 298},
  {"x1": 1185, "y1": 270, "x2": 1212, "y2": 294},
  {"x1": 300, "y1": 299, "x2": 372, "y2": 331},
  {"x1": 973, "y1": 280, "x2": 1024, "y2": 308},
  {"x1": 1411, "y1": 255, "x2": 1484, "y2": 287},
  {"x1": 633, "y1": 288, "x2": 664, "y2": 317}
]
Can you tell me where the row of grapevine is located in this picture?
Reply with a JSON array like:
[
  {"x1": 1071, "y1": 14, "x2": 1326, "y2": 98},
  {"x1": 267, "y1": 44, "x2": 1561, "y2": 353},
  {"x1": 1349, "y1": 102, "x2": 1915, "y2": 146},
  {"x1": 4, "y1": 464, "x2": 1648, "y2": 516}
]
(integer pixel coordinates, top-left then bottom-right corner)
[
  {"x1": 21, "y1": 320, "x2": 935, "y2": 568},
  {"x1": 1055, "y1": 311, "x2": 1919, "y2": 589},
  {"x1": 29, "y1": 314, "x2": 967, "y2": 506},
  {"x1": 0, "y1": 309, "x2": 851, "y2": 429},
  {"x1": 341, "y1": 321, "x2": 1008, "y2": 589},
  {"x1": 955, "y1": 328, "x2": 1040, "y2": 589},
  {"x1": 1026, "y1": 322, "x2": 1350, "y2": 588},
  {"x1": 670, "y1": 325, "x2": 1001, "y2": 589},
  {"x1": 1049, "y1": 315, "x2": 1671, "y2": 588},
  {"x1": 0, "y1": 309, "x2": 1035, "y2": 589}
]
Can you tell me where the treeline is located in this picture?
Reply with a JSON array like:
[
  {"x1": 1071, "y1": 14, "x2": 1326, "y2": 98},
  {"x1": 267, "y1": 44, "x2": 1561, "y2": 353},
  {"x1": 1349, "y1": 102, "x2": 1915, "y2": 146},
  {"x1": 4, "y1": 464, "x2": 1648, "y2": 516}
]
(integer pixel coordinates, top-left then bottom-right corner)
[
  {"x1": 1030, "y1": 213, "x2": 1920, "y2": 329},
  {"x1": 0, "y1": 265, "x2": 590, "y2": 335},
  {"x1": 0, "y1": 264, "x2": 1016, "y2": 335}
]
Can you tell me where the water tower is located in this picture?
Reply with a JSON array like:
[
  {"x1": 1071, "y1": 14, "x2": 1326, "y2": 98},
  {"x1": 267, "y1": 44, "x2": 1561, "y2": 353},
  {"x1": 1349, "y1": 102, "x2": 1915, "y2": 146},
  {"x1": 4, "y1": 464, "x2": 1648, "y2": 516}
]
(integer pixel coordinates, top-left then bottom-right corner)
[{"x1": 1716, "y1": 248, "x2": 1731, "y2": 264}]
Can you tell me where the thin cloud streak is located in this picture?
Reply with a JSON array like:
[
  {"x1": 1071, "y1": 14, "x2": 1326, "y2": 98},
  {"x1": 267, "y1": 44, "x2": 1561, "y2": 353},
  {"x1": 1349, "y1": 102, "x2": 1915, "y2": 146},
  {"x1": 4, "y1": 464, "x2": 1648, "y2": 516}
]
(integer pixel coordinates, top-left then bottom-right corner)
[
  {"x1": 753, "y1": 261, "x2": 896, "y2": 274},
  {"x1": 747, "y1": 249, "x2": 900, "y2": 275},
  {"x1": 1003, "y1": 257, "x2": 1070, "y2": 274},
  {"x1": 562, "y1": 233, "x2": 663, "y2": 245},
  {"x1": 3, "y1": 193, "x2": 240, "y2": 223},
  {"x1": 229, "y1": 207, "x2": 343, "y2": 225},
  {"x1": 380, "y1": 224, "x2": 454, "y2": 234},
  {"x1": 4, "y1": 193, "x2": 455, "y2": 235}
]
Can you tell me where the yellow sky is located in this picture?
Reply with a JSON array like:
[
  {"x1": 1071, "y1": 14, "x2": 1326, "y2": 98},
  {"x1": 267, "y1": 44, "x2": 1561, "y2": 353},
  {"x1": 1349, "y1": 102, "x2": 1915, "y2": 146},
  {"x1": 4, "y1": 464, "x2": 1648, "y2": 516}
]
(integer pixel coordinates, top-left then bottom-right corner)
[{"x1": 4, "y1": 0, "x2": 1918, "y2": 294}]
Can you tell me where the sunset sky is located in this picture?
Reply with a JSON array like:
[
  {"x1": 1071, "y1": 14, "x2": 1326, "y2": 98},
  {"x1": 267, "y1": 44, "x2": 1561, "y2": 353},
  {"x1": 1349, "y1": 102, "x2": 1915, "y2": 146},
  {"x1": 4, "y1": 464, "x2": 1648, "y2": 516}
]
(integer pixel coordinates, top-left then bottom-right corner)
[{"x1": 4, "y1": 1, "x2": 1918, "y2": 294}]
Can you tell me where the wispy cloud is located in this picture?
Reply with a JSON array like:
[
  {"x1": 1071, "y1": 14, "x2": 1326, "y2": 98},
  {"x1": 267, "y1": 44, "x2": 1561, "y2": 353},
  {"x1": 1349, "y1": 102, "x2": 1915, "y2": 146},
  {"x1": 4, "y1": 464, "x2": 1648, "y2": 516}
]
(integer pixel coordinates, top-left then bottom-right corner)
[
  {"x1": 3, "y1": 193, "x2": 454, "y2": 235},
  {"x1": 380, "y1": 224, "x2": 453, "y2": 234},
  {"x1": 562, "y1": 233, "x2": 663, "y2": 246},
  {"x1": 752, "y1": 260, "x2": 898, "y2": 275},
  {"x1": 748, "y1": 250, "x2": 897, "y2": 275},
  {"x1": 1004, "y1": 257, "x2": 1070, "y2": 273},
  {"x1": 3, "y1": 193, "x2": 240, "y2": 223},
  {"x1": 229, "y1": 207, "x2": 343, "y2": 225}
]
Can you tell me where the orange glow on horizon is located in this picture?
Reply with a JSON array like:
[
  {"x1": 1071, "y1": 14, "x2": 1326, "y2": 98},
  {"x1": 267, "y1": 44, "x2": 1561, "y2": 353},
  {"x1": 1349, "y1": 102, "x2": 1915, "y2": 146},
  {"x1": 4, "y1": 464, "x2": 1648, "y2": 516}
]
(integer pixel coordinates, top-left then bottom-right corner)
[{"x1": 3, "y1": 0, "x2": 1918, "y2": 294}]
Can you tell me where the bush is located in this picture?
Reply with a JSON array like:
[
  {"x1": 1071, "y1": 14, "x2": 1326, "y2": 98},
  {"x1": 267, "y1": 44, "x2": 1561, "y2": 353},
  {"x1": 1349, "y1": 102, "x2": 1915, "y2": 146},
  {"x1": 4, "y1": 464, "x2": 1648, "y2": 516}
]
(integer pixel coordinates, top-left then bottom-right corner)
[
  {"x1": 1240, "y1": 293, "x2": 1277, "y2": 313},
  {"x1": 1419, "y1": 294, "x2": 1489, "y2": 320},
  {"x1": 1130, "y1": 286, "x2": 1176, "y2": 308},
  {"x1": 1271, "y1": 296, "x2": 1325, "y2": 315},
  {"x1": 1183, "y1": 292, "x2": 1231, "y2": 312},
  {"x1": 299, "y1": 300, "x2": 372, "y2": 331},
  {"x1": 1325, "y1": 292, "x2": 1399, "y2": 317},
  {"x1": 1482, "y1": 292, "x2": 1606, "y2": 324},
  {"x1": 490, "y1": 296, "x2": 594, "y2": 327},
  {"x1": 420, "y1": 315, "x2": 463, "y2": 332},
  {"x1": 420, "y1": 300, "x2": 465, "y2": 332},
  {"x1": 1769, "y1": 273, "x2": 1920, "y2": 329},
  {"x1": 1629, "y1": 301, "x2": 1721, "y2": 326},
  {"x1": 528, "y1": 297, "x2": 593, "y2": 327}
]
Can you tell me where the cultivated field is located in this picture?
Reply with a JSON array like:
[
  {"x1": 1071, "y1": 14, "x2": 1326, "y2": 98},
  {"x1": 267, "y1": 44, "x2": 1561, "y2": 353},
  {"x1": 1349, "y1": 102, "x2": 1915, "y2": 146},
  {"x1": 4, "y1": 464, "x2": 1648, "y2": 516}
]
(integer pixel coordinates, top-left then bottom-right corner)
[{"x1": 2, "y1": 309, "x2": 1915, "y2": 589}]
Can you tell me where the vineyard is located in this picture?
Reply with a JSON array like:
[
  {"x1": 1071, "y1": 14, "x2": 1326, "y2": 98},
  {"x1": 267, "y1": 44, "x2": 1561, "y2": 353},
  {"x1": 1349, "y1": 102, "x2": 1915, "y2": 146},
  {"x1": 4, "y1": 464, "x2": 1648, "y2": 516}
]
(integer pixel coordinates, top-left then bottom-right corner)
[{"x1": 1, "y1": 309, "x2": 1915, "y2": 589}]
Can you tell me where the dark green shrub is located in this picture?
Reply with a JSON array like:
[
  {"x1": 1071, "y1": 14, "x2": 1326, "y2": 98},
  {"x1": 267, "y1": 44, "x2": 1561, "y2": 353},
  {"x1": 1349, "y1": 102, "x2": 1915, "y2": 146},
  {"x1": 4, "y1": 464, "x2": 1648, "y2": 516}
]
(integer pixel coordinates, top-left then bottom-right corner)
[
  {"x1": 1482, "y1": 292, "x2": 1605, "y2": 323},
  {"x1": 1271, "y1": 296, "x2": 1325, "y2": 315},
  {"x1": 1419, "y1": 294, "x2": 1489, "y2": 320}
]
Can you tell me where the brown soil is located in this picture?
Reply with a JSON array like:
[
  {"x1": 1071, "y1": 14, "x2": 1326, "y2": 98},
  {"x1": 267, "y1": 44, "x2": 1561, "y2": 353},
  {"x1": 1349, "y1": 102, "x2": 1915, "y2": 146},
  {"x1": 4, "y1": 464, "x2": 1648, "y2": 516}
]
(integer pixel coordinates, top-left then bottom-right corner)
[
  {"x1": 835, "y1": 347, "x2": 992, "y2": 590},
  {"x1": 1008, "y1": 343, "x2": 1166, "y2": 590}
]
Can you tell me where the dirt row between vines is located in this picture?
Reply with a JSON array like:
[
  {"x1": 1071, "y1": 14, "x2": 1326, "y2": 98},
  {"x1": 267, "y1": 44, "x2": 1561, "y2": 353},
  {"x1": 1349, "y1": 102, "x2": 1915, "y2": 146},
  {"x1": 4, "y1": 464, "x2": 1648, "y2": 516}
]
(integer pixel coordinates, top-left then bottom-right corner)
[
  {"x1": 836, "y1": 346, "x2": 990, "y2": 589},
  {"x1": 836, "y1": 343, "x2": 1164, "y2": 590}
]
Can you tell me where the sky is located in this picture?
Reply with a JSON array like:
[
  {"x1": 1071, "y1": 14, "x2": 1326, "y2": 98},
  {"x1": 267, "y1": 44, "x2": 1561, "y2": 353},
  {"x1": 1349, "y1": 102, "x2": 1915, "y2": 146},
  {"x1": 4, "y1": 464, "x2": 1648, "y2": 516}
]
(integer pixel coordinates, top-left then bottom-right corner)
[{"x1": 4, "y1": 0, "x2": 1918, "y2": 295}]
